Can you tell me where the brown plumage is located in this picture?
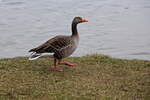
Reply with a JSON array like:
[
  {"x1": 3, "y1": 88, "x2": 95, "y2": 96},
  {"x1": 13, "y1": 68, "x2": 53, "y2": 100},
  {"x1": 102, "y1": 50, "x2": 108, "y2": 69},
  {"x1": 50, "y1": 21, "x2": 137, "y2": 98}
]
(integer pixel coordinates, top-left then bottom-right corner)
[
  {"x1": 29, "y1": 35, "x2": 75, "y2": 59},
  {"x1": 29, "y1": 17, "x2": 88, "y2": 71}
]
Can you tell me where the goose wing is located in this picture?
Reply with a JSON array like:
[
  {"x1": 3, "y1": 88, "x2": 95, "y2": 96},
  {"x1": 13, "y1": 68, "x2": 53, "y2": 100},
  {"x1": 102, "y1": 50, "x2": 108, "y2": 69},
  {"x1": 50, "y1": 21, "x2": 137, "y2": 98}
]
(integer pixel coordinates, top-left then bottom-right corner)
[{"x1": 29, "y1": 35, "x2": 72, "y2": 53}]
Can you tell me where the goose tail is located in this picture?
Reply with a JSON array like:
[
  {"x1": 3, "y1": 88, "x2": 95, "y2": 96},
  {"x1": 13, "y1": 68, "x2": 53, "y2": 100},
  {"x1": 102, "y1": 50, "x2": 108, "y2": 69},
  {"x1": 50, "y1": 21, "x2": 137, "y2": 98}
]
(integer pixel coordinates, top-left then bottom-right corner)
[{"x1": 29, "y1": 52, "x2": 42, "y2": 60}]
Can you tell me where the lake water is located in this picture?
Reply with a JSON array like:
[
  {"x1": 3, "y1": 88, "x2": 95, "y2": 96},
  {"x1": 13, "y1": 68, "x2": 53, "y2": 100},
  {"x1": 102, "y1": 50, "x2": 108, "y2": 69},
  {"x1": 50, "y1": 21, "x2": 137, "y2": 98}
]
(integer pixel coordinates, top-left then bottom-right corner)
[{"x1": 0, "y1": 0, "x2": 150, "y2": 60}]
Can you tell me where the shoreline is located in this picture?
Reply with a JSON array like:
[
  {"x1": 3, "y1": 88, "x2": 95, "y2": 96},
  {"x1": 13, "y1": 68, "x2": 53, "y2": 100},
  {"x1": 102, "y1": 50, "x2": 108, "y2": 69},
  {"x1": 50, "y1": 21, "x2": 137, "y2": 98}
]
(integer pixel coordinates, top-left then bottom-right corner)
[{"x1": 0, "y1": 54, "x2": 150, "y2": 61}]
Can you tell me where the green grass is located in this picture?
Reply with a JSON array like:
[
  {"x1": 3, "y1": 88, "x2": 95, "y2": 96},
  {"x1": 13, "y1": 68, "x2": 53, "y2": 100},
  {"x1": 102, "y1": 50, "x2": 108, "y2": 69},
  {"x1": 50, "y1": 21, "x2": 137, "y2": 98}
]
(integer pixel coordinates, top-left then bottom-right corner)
[{"x1": 0, "y1": 54, "x2": 149, "y2": 100}]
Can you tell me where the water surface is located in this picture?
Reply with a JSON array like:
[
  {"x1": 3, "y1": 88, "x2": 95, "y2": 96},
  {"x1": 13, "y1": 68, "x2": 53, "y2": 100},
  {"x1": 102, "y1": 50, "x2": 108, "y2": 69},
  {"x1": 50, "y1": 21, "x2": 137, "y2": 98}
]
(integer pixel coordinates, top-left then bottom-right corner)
[{"x1": 0, "y1": 0, "x2": 150, "y2": 60}]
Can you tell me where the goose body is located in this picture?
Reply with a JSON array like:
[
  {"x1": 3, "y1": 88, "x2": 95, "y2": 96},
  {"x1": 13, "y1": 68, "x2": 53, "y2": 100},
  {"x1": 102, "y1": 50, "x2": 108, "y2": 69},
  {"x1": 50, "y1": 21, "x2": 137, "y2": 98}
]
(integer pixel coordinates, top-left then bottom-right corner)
[
  {"x1": 29, "y1": 35, "x2": 79, "y2": 59},
  {"x1": 29, "y1": 17, "x2": 88, "y2": 71}
]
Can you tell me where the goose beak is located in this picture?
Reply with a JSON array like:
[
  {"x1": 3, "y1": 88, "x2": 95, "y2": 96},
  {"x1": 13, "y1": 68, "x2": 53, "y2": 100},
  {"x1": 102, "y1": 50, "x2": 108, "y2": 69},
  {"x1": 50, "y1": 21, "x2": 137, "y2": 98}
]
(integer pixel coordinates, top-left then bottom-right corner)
[{"x1": 81, "y1": 18, "x2": 88, "y2": 22}]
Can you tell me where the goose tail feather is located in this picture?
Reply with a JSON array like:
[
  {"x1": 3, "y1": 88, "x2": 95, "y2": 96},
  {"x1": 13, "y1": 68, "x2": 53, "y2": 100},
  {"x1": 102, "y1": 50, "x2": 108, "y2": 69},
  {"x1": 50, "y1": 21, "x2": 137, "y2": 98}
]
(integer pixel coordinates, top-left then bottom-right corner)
[{"x1": 29, "y1": 52, "x2": 41, "y2": 60}]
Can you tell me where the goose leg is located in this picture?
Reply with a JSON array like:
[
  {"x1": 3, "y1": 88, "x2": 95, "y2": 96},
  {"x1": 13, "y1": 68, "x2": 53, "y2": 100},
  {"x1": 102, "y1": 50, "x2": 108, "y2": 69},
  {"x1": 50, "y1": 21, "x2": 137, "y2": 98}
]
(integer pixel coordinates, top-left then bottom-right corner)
[
  {"x1": 58, "y1": 61, "x2": 76, "y2": 67},
  {"x1": 51, "y1": 58, "x2": 63, "y2": 72}
]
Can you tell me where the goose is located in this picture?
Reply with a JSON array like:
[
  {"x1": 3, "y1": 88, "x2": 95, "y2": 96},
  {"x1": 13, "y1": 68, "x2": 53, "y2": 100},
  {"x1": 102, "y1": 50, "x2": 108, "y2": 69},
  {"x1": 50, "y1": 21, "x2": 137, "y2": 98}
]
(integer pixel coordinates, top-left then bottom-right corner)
[{"x1": 29, "y1": 17, "x2": 88, "y2": 72}]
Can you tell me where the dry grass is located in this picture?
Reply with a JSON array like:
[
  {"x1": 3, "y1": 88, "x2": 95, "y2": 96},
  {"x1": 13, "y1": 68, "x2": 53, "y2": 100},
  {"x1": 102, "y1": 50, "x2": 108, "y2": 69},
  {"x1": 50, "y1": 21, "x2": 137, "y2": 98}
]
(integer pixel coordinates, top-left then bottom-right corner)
[{"x1": 0, "y1": 54, "x2": 149, "y2": 100}]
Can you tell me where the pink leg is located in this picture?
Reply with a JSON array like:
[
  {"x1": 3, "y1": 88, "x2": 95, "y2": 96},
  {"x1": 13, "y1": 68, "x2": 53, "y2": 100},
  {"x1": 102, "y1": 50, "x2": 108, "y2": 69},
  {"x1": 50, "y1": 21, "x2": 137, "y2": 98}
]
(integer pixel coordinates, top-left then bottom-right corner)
[
  {"x1": 58, "y1": 61, "x2": 76, "y2": 67},
  {"x1": 51, "y1": 58, "x2": 63, "y2": 72}
]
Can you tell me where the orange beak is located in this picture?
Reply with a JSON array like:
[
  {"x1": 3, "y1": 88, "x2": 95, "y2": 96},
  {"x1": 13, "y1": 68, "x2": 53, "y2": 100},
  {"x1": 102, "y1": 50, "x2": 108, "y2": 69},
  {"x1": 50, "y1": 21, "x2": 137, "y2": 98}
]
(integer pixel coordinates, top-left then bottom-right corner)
[{"x1": 81, "y1": 18, "x2": 88, "y2": 22}]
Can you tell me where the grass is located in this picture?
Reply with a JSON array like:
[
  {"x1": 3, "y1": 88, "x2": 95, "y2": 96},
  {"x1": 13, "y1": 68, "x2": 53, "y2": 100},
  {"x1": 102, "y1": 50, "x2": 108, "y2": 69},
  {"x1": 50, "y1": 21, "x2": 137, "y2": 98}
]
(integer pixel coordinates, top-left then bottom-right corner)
[{"x1": 0, "y1": 54, "x2": 149, "y2": 100}]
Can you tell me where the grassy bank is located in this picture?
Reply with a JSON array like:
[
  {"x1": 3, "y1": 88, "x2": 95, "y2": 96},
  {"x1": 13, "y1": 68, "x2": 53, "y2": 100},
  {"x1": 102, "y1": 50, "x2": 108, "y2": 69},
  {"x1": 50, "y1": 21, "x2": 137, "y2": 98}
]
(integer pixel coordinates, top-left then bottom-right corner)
[{"x1": 0, "y1": 55, "x2": 149, "y2": 100}]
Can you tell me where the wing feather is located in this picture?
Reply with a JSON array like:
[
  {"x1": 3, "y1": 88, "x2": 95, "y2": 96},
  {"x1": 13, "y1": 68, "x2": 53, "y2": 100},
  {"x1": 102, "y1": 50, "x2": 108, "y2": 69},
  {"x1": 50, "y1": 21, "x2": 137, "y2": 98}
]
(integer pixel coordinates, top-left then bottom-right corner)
[{"x1": 29, "y1": 35, "x2": 72, "y2": 53}]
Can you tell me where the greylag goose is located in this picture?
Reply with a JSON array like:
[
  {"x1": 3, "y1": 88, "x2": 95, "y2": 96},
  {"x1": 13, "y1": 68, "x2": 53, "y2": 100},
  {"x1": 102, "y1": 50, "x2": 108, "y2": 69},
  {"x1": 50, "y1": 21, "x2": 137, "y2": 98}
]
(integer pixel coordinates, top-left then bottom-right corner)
[{"x1": 29, "y1": 17, "x2": 88, "y2": 72}]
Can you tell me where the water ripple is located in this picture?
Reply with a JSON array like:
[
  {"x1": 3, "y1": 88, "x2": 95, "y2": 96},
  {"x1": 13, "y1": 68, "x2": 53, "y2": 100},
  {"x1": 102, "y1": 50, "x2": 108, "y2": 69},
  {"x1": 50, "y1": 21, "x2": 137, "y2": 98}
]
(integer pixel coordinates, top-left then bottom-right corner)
[
  {"x1": 0, "y1": 41, "x2": 17, "y2": 47},
  {"x1": 4, "y1": 1, "x2": 25, "y2": 6},
  {"x1": 130, "y1": 52, "x2": 150, "y2": 56}
]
